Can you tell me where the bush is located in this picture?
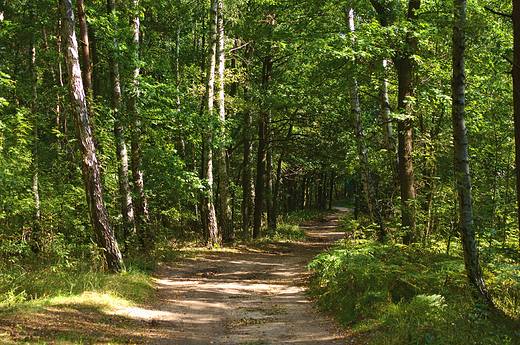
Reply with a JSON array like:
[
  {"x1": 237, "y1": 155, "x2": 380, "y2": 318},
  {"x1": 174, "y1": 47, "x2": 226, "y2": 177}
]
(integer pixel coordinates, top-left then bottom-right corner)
[{"x1": 307, "y1": 240, "x2": 520, "y2": 344}]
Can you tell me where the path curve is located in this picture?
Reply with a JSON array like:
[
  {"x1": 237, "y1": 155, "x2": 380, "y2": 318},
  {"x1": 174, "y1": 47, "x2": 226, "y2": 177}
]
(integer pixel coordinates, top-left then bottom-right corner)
[{"x1": 117, "y1": 211, "x2": 348, "y2": 344}]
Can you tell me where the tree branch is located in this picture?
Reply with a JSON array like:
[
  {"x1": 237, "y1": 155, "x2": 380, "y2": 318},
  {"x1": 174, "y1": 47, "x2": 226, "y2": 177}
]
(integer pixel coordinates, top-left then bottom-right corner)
[{"x1": 484, "y1": 6, "x2": 512, "y2": 19}]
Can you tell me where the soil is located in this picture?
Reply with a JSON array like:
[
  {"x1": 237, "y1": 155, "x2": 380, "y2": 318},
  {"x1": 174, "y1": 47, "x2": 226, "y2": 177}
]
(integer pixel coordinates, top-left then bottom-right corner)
[{"x1": 0, "y1": 209, "x2": 352, "y2": 344}]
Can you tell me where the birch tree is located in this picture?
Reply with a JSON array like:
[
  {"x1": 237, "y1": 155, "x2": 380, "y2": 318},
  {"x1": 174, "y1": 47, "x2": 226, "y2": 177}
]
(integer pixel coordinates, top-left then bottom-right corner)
[
  {"x1": 346, "y1": 7, "x2": 385, "y2": 240},
  {"x1": 452, "y1": 0, "x2": 493, "y2": 306},
  {"x1": 59, "y1": 0, "x2": 124, "y2": 272}
]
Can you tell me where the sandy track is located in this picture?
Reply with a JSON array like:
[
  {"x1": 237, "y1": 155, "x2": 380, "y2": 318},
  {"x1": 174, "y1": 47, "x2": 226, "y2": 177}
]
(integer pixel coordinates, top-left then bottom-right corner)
[{"x1": 117, "y1": 212, "x2": 349, "y2": 344}]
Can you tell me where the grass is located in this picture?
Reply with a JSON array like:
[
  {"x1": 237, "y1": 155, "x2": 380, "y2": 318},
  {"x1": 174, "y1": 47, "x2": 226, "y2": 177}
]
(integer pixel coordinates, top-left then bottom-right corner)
[{"x1": 307, "y1": 220, "x2": 520, "y2": 344}]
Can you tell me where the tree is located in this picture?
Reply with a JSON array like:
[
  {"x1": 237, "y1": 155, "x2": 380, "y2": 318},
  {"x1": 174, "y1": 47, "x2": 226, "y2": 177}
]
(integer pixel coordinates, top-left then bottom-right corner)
[
  {"x1": 202, "y1": 0, "x2": 220, "y2": 247},
  {"x1": 215, "y1": 0, "x2": 233, "y2": 242},
  {"x1": 452, "y1": 0, "x2": 493, "y2": 306},
  {"x1": 59, "y1": 0, "x2": 124, "y2": 272},
  {"x1": 346, "y1": 7, "x2": 385, "y2": 240},
  {"x1": 514, "y1": 0, "x2": 520, "y2": 249}
]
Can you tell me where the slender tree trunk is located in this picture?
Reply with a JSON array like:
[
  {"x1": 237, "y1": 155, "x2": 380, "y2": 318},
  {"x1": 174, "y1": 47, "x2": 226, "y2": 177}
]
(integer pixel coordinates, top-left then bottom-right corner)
[
  {"x1": 241, "y1": 45, "x2": 254, "y2": 239},
  {"x1": 129, "y1": 0, "x2": 151, "y2": 248},
  {"x1": 242, "y1": 109, "x2": 253, "y2": 239},
  {"x1": 253, "y1": 117, "x2": 266, "y2": 239},
  {"x1": 380, "y1": 59, "x2": 399, "y2": 183},
  {"x1": 59, "y1": 0, "x2": 124, "y2": 272},
  {"x1": 513, "y1": 0, "x2": 520, "y2": 249},
  {"x1": 107, "y1": 0, "x2": 136, "y2": 241},
  {"x1": 202, "y1": 0, "x2": 220, "y2": 247},
  {"x1": 77, "y1": 0, "x2": 96, "y2": 134},
  {"x1": 452, "y1": 0, "x2": 493, "y2": 306},
  {"x1": 215, "y1": 0, "x2": 233, "y2": 242},
  {"x1": 30, "y1": 9, "x2": 41, "y2": 247},
  {"x1": 266, "y1": 144, "x2": 275, "y2": 228},
  {"x1": 253, "y1": 55, "x2": 272, "y2": 238},
  {"x1": 346, "y1": 7, "x2": 385, "y2": 239}
]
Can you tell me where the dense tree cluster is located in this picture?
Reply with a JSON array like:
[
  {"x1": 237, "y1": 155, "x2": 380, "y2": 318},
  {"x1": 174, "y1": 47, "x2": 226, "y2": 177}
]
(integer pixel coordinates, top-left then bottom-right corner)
[{"x1": 0, "y1": 0, "x2": 516, "y2": 302}]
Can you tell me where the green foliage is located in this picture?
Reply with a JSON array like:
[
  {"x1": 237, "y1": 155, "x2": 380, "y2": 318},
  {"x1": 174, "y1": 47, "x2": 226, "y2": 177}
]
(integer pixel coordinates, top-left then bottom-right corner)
[
  {"x1": 0, "y1": 244, "x2": 155, "y2": 310},
  {"x1": 307, "y1": 239, "x2": 520, "y2": 344},
  {"x1": 261, "y1": 223, "x2": 307, "y2": 241}
]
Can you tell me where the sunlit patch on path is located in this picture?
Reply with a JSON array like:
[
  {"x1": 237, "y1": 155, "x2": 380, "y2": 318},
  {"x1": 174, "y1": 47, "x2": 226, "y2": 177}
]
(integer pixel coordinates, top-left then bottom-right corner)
[{"x1": 112, "y1": 211, "x2": 349, "y2": 344}]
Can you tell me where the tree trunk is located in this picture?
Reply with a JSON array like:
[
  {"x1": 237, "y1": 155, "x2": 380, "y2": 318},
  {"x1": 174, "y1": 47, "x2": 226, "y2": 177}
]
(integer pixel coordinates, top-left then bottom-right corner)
[
  {"x1": 253, "y1": 117, "x2": 267, "y2": 239},
  {"x1": 202, "y1": 0, "x2": 220, "y2": 247},
  {"x1": 129, "y1": 0, "x2": 151, "y2": 248},
  {"x1": 513, "y1": 0, "x2": 520, "y2": 249},
  {"x1": 77, "y1": 0, "x2": 96, "y2": 133},
  {"x1": 395, "y1": 0, "x2": 419, "y2": 243},
  {"x1": 253, "y1": 54, "x2": 272, "y2": 238},
  {"x1": 452, "y1": 0, "x2": 493, "y2": 306},
  {"x1": 242, "y1": 109, "x2": 253, "y2": 239},
  {"x1": 59, "y1": 0, "x2": 124, "y2": 272},
  {"x1": 380, "y1": 59, "x2": 399, "y2": 183},
  {"x1": 347, "y1": 7, "x2": 385, "y2": 239},
  {"x1": 107, "y1": 0, "x2": 136, "y2": 241},
  {"x1": 30, "y1": 9, "x2": 41, "y2": 248},
  {"x1": 216, "y1": 0, "x2": 233, "y2": 242}
]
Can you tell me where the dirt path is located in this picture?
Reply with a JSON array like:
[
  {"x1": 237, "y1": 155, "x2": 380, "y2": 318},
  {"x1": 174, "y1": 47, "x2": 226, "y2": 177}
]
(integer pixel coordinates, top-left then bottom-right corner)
[{"x1": 116, "y1": 211, "x2": 349, "y2": 344}]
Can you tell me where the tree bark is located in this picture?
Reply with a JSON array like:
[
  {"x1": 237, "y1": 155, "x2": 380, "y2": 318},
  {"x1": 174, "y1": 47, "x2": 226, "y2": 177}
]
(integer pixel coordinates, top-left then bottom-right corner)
[
  {"x1": 395, "y1": 0, "x2": 419, "y2": 242},
  {"x1": 513, "y1": 0, "x2": 520, "y2": 249},
  {"x1": 215, "y1": 0, "x2": 234, "y2": 242},
  {"x1": 452, "y1": 0, "x2": 493, "y2": 306},
  {"x1": 77, "y1": 0, "x2": 96, "y2": 134},
  {"x1": 59, "y1": 0, "x2": 124, "y2": 272},
  {"x1": 253, "y1": 117, "x2": 267, "y2": 239},
  {"x1": 107, "y1": 0, "x2": 136, "y2": 241},
  {"x1": 30, "y1": 9, "x2": 41, "y2": 248},
  {"x1": 242, "y1": 109, "x2": 253, "y2": 239},
  {"x1": 128, "y1": 0, "x2": 151, "y2": 248},
  {"x1": 347, "y1": 7, "x2": 385, "y2": 240},
  {"x1": 380, "y1": 59, "x2": 398, "y2": 183},
  {"x1": 253, "y1": 54, "x2": 272, "y2": 239},
  {"x1": 202, "y1": 0, "x2": 220, "y2": 247}
]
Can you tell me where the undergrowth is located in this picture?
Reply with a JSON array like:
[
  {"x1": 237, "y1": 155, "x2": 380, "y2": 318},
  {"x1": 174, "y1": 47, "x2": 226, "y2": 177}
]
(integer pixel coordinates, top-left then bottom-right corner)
[
  {"x1": 0, "y1": 241, "x2": 155, "y2": 313},
  {"x1": 307, "y1": 219, "x2": 520, "y2": 344}
]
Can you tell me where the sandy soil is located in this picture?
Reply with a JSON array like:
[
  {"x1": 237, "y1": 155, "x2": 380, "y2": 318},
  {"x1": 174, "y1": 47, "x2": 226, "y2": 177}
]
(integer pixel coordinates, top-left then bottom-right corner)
[{"x1": 116, "y1": 210, "x2": 350, "y2": 345}]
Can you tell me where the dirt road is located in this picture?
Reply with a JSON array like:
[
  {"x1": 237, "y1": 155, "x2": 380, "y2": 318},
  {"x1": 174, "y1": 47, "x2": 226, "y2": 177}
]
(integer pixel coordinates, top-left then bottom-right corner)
[{"x1": 116, "y1": 211, "x2": 348, "y2": 344}]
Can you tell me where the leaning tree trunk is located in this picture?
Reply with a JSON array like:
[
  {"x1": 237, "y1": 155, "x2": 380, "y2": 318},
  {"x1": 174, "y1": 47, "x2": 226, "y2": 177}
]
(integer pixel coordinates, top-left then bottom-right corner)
[
  {"x1": 452, "y1": 0, "x2": 493, "y2": 306},
  {"x1": 59, "y1": 0, "x2": 124, "y2": 272},
  {"x1": 215, "y1": 0, "x2": 233, "y2": 242},
  {"x1": 202, "y1": 0, "x2": 220, "y2": 247},
  {"x1": 346, "y1": 7, "x2": 385, "y2": 240}
]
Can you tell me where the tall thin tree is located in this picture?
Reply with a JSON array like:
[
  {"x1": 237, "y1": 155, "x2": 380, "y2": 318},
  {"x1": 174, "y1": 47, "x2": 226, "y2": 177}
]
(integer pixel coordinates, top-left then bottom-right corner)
[
  {"x1": 59, "y1": 0, "x2": 124, "y2": 272},
  {"x1": 215, "y1": 0, "x2": 234, "y2": 242},
  {"x1": 452, "y1": 0, "x2": 493, "y2": 306},
  {"x1": 202, "y1": 0, "x2": 220, "y2": 247},
  {"x1": 107, "y1": 0, "x2": 136, "y2": 241}
]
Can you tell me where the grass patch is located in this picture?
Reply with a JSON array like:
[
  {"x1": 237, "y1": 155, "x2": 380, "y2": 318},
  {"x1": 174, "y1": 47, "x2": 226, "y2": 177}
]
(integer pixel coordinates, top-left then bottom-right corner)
[
  {"x1": 307, "y1": 239, "x2": 520, "y2": 344},
  {"x1": 261, "y1": 223, "x2": 307, "y2": 242}
]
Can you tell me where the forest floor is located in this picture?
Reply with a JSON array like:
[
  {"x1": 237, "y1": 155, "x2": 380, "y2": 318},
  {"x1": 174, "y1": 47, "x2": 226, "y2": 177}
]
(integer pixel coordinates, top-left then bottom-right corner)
[{"x1": 0, "y1": 209, "x2": 353, "y2": 344}]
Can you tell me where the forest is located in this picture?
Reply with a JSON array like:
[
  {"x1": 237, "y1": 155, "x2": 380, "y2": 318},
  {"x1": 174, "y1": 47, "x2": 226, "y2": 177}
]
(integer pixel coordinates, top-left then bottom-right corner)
[{"x1": 1, "y1": 0, "x2": 520, "y2": 343}]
